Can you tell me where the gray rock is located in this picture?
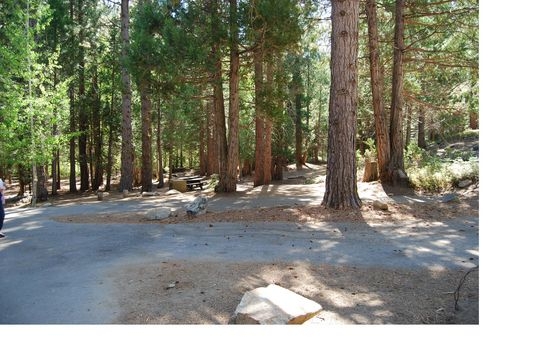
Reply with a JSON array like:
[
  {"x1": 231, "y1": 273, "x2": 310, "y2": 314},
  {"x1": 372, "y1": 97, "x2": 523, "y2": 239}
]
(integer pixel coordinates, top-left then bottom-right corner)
[
  {"x1": 97, "y1": 191, "x2": 109, "y2": 201},
  {"x1": 229, "y1": 284, "x2": 322, "y2": 325},
  {"x1": 373, "y1": 200, "x2": 389, "y2": 211},
  {"x1": 441, "y1": 193, "x2": 458, "y2": 203},
  {"x1": 141, "y1": 191, "x2": 159, "y2": 197},
  {"x1": 458, "y1": 179, "x2": 473, "y2": 188},
  {"x1": 165, "y1": 189, "x2": 181, "y2": 196},
  {"x1": 186, "y1": 195, "x2": 208, "y2": 217},
  {"x1": 144, "y1": 207, "x2": 172, "y2": 220}
]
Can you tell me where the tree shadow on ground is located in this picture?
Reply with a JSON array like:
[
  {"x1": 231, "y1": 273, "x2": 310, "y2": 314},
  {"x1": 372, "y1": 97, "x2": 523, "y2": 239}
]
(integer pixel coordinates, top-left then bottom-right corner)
[{"x1": 111, "y1": 260, "x2": 478, "y2": 325}]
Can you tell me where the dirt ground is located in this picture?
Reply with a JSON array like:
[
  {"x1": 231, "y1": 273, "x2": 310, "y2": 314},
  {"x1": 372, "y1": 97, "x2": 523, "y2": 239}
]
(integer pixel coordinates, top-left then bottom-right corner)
[
  {"x1": 111, "y1": 260, "x2": 478, "y2": 324},
  {"x1": 5, "y1": 165, "x2": 479, "y2": 324}
]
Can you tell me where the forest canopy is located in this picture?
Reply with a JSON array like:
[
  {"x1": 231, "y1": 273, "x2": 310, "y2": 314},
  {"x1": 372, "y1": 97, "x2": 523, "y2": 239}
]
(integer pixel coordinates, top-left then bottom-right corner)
[{"x1": 0, "y1": 0, "x2": 478, "y2": 204}]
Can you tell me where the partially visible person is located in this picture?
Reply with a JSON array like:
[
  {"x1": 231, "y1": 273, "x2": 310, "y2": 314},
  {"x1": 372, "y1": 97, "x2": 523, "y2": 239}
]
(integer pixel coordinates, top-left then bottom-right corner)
[{"x1": 0, "y1": 176, "x2": 5, "y2": 238}]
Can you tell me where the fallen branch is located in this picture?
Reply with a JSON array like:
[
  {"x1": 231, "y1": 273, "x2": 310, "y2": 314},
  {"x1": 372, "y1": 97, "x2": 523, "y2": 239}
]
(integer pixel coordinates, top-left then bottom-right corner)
[{"x1": 454, "y1": 265, "x2": 479, "y2": 311}]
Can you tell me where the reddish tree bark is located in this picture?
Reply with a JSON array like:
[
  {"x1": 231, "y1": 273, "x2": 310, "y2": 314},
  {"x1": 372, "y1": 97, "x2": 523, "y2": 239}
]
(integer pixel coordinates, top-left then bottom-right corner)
[{"x1": 322, "y1": 0, "x2": 362, "y2": 209}]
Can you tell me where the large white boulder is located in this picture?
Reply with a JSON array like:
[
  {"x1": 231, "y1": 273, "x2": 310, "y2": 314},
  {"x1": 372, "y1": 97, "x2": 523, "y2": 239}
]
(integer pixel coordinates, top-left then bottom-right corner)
[{"x1": 229, "y1": 284, "x2": 322, "y2": 324}]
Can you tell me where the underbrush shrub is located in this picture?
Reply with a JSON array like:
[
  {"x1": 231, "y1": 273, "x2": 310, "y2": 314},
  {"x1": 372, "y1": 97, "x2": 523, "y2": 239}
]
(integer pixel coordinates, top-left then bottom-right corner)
[{"x1": 405, "y1": 143, "x2": 478, "y2": 192}]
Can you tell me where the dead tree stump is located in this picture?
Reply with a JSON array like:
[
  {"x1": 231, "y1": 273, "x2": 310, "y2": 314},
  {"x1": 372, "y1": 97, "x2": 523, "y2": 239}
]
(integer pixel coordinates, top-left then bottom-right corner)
[{"x1": 362, "y1": 161, "x2": 379, "y2": 182}]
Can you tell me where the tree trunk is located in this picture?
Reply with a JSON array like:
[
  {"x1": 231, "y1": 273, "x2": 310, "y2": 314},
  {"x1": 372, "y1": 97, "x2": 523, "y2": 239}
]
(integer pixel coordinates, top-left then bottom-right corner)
[
  {"x1": 199, "y1": 110, "x2": 208, "y2": 175},
  {"x1": 91, "y1": 67, "x2": 103, "y2": 191},
  {"x1": 293, "y1": 57, "x2": 303, "y2": 170},
  {"x1": 313, "y1": 86, "x2": 324, "y2": 163},
  {"x1": 205, "y1": 98, "x2": 219, "y2": 175},
  {"x1": 69, "y1": 83, "x2": 77, "y2": 193},
  {"x1": 295, "y1": 90, "x2": 303, "y2": 170},
  {"x1": 105, "y1": 121, "x2": 114, "y2": 192},
  {"x1": 105, "y1": 61, "x2": 116, "y2": 192},
  {"x1": 216, "y1": 0, "x2": 240, "y2": 193},
  {"x1": 362, "y1": 161, "x2": 379, "y2": 182},
  {"x1": 156, "y1": 89, "x2": 164, "y2": 188},
  {"x1": 36, "y1": 165, "x2": 48, "y2": 201},
  {"x1": 469, "y1": 111, "x2": 478, "y2": 130},
  {"x1": 262, "y1": 56, "x2": 274, "y2": 185},
  {"x1": 119, "y1": 0, "x2": 134, "y2": 193},
  {"x1": 418, "y1": 104, "x2": 427, "y2": 149},
  {"x1": 322, "y1": 0, "x2": 361, "y2": 210},
  {"x1": 253, "y1": 46, "x2": 265, "y2": 187},
  {"x1": 213, "y1": 47, "x2": 227, "y2": 178},
  {"x1": 69, "y1": 0, "x2": 77, "y2": 193},
  {"x1": 140, "y1": 77, "x2": 153, "y2": 192},
  {"x1": 51, "y1": 64, "x2": 59, "y2": 196},
  {"x1": 366, "y1": 0, "x2": 391, "y2": 183},
  {"x1": 51, "y1": 146, "x2": 59, "y2": 195},
  {"x1": 388, "y1": 0, "x2": 408, "y2": 187},
  {"x1": 405, "y1": 104, "x2": 411, "y2": 147},
  {"x1": 77, "y1": 0, "x2": 89, "y2": 192}
]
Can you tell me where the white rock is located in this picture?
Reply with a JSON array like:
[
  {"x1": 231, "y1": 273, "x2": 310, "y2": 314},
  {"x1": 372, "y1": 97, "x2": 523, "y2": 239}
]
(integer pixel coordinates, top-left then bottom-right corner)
[
  {"x1": 230, "y1": 284, "x2": 322, "y2": 324},
  {"x1": 165, "y1": 189, "x2": 181, "y2": 196},
  {"x1": 186, "y1": 195, "x2": 208, "y2": 217},
  {"x1": 142, "y1": 191, "x2": 159, "y2": 197},
  {"x1": 145, "y1": 207, "x2": 171, "y2": 220},
  {"x1": 373, "y1": 200, "x2": 389, "y2": 211}
]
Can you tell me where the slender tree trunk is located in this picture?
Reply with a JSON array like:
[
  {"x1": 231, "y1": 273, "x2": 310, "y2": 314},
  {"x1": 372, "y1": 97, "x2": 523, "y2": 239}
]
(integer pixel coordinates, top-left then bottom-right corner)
[
  {"x1": 69, "y1": 0, "x2": 77, "y2": 193},
  {"x1": 263, "y1": 56, "x2": 274, "y2": 185},
  {"x1": 295, "y1": 90, "x2": 303, "y2": 169},
  {"x1": 213, "y1": 47, "x2": 227, "y2": 178},
  {"x1": 322, "y1": 0, "x2": 361, "y2": 210},
  {"x1": 199, "y1": 110, "x2": 208, "y2": 175},
  {"x1": 52, "y1": 69, "x2": 59, "y2": 196},
  {"x1": 205, "y1": 98, "x2": 219, "y2": 174},
  {"x1": 207, "y1": 0, "x2": 227, "y2": 181},
  {"x1": 216, "y1": 0, "x2": 240, "y2": 193},
  {"x1": 418, "y1": 104, "x2": 427, "y2": 149},
  {"x1": 293, "y1": 58, "x2": 303, "y2": 170},
  {"x1": 366, "y1": 0, "x2": 391, "y2": 183},
  {"x1": 405, "y1": 104, "x2": 411, "y2": 147},
  {"x1": 91, "y1": 68, "x2": 103, "y2": 190},
  {"x1": 388, "y1": 0, "x2": 408, "y2": 187},
  {"x1": 140, "y1": 77, "x2": 153, "y2": 192},
  {"x1": 105, "y1": 61, "x2": 116, "y2": 192},
  {"x1": 69, "y1": 85, "x2": 77, "y2": 192},
  {"x1": 119, "y1": 0, "x2": 134, "y2": 192},
  {"x1": 253, "y1": 46, "x2": 265, "y2": 187},
  {"x1": 156, "y1": 90, "x2": 164, "y2": 188},
  {"x1": 77, "y1": 0, "x2": 89, "y2": 192},
  {"x1": 36, "y1": 165, "x2": 48, "y2": 201},
  {"x1": 106, "y1": 122, "x2": 114, "y2": 192},
  {"x1": 314, "y1": 86, "x2": 324, "y2": 163}
]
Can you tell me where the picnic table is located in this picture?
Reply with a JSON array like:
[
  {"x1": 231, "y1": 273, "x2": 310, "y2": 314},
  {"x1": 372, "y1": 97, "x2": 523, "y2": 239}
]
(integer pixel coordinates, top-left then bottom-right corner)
[
  {"x1": 184, "y1": 176, "x2": 206, "y2": 191},
  {"x1": 170, "y1": 175, "x2": 208, "y2": 192}
]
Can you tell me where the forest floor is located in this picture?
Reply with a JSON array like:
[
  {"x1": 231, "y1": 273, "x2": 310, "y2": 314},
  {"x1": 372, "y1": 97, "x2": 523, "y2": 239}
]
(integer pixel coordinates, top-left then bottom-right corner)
[{"x1": 3, "y1": 142, "x2": 479, "y2": 325}]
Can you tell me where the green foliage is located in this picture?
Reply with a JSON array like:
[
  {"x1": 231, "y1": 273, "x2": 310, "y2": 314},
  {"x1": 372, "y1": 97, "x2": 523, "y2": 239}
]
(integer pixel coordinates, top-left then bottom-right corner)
[
  {"x1": 363, "y1": 138, "x2": 377, "y2": 162},
  {"x1": 0, "y1": 0, "x2": 478, "y2": 192},
  {"x1": 405, "y1": 143, "x2": 478, "y2": 192},
  {"x1": 0, "y1": 0, "x2": 69, "y2": 178}
]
